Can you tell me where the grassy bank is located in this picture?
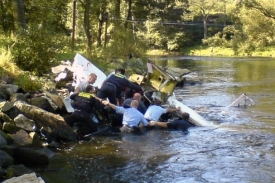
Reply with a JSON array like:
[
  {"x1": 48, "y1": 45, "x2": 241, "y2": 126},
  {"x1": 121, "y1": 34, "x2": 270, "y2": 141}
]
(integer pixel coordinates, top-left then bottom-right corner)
[{"x1": 147, "y1": 46, "x2": 275, "y2": 57}]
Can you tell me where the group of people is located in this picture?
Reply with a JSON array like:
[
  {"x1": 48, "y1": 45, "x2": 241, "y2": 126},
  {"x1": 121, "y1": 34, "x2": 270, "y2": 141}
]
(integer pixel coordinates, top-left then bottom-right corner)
[{"x1": 64, "y1": 68, "x2": 194, "y2": 137}]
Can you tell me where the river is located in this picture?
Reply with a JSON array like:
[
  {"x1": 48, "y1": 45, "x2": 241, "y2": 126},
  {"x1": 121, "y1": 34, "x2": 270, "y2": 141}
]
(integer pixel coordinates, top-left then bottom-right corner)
[{"x1": 38, "y1": 56, "x2": 275, "y2": 183}]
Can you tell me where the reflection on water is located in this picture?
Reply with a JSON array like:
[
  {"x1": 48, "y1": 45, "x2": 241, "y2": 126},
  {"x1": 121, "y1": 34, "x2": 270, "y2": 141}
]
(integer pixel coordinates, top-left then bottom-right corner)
[{"x1": 39, "y1": 56, "x2": 275, "y2": 183}]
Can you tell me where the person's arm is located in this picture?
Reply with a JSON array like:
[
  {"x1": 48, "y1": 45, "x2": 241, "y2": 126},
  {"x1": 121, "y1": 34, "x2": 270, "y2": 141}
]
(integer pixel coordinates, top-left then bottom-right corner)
[
  {"x1": 149, "y1": 121, "x2": 168, "y2": 128},
  {"x1": 102, "y1": 100, "x2": 125, "y2": 114},
  {"x1": 166, "y1": 107, "x2": 180, "y2": 113},
  {"x1": 126, "y1": 80, "x2": 143, "y2": 93},
  {"x1": 102, "y1": 100, "x2": 116, "y2": 110},
  {"x1": 140, "y1": 116, "x2": 149, "y2": 126}
]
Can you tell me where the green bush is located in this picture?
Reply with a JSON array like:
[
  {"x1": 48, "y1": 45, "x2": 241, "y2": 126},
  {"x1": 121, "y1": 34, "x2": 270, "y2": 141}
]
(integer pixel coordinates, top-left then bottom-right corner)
[
  {"x1": 11, "y1": 24, "x2": 66, "y2": 76},
  {"x1": 14, "y1": 72, "x2": 43, "y2": 92}
]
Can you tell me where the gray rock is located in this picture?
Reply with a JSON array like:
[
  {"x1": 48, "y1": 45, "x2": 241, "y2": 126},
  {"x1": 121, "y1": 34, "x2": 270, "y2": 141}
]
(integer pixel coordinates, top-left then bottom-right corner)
[
  {"x1": 2, "y1": 123, "x2": 22, "y2": 134},
  {"x1": 5, "y1": 164, "x2": 34, "y2": 180},
  {"x1": 0, "y1": 135, "x2": 7, "y2": 147},
  {"x1": 0, "y1": 130, "x2": 13, "y2": 145},
  {"x1": 29, "y1": 97, "x2": 56, "y2": 113},
  {"x1": 14, "y1": 100, "x2": 76, "y2": 141},
  {"x1": 0, "y1": 84, "x2": 18, "y2": 95},
  {"x1": 0, "y1": 102, "x2": 14, "y2": 112},
  {"x1": 0, "y1": 150, "x2": 13, "y2": 168},
  {"x1": 14, "y1": 114, "x2": 35, "y2": 132},
  {"x1": 13, "y1": 130, "x2": 32, "y2": 147},
  {"x1": 3, "y1": 172, "x2": 45, "y2": 183},
  {"x1": 0, "y1": 112, "x2": 13, "y2": 123},
  {"x1": 10, "y1": 93, "x2": 27, "y2": 103},
  {"x1": 29, "y1": 132, "x2": 43, "y2": 148}
]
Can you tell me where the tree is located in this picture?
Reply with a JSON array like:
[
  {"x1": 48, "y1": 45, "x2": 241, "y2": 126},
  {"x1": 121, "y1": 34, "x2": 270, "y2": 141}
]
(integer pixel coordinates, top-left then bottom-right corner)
[{"x1": 242, "y1": 0, "x2": 275, "y2": 20}]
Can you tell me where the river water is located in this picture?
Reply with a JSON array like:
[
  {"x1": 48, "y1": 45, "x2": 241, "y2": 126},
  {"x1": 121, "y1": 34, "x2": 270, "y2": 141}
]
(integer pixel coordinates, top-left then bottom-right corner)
[{"x1": 38, "y1": 56, "x2": 275, "y2": 183}]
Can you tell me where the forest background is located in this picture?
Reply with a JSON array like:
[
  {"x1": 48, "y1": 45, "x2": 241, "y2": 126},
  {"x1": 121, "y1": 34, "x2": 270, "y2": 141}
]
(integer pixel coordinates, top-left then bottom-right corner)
[{"x1": 0, "y1": 0, "x2": 275, "y2": 90}]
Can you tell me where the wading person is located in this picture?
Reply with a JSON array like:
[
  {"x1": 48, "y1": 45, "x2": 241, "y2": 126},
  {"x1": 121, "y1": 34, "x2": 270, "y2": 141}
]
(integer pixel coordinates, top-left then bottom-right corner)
[
  {"x1": 144, "y1": 96, "x2": 180, "y2": 121},
  {"x1": 97, "y1": 68, "x2": 142, "y2": 105},
  {"x1": 64, "y1": 85, "x2": 104, "y2": 137},
  {"x1": 150, "y1": 112, "x2": 194, "y2": 131},
  {"x1": 123, "y1": 93, "x2": 147, "y2": 114},
  {"x1": 102, "y1": 99, "x2": 151, "y2": 133}
]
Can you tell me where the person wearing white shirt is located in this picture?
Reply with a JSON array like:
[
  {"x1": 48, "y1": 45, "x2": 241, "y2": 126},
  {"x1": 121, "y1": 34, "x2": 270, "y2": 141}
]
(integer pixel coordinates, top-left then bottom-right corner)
[
  {"x1": 102, "y1": 99, "x2": 150, "y2": 132},
  {"x1": 144, "y1": 98, "x2": 180, "y2": 121}
]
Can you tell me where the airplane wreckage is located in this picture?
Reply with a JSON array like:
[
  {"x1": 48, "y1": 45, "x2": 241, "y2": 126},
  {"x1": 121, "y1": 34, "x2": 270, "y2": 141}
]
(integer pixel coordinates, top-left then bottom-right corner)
[{"x1": 51, "y1": 53, "x2": 254, "y2": 135}]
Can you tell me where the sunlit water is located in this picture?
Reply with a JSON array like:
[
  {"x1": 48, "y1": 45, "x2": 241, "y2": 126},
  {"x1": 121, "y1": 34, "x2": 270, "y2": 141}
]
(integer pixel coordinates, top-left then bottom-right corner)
[{"x1": 38, "y1": 56, "x2": 275, "y2": 183}]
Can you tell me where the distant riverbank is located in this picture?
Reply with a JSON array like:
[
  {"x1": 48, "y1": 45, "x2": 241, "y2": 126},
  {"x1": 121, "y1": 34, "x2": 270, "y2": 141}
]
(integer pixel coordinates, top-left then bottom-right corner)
[{"x1": 147, "y1": 46, "x2": 275, "y2": 57}]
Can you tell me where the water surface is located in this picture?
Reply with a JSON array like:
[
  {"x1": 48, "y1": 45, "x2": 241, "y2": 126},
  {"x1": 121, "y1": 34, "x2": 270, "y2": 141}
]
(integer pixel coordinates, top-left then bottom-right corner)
[{"x1": 39, "y1": 56, "x2": 275, "y2": 183}]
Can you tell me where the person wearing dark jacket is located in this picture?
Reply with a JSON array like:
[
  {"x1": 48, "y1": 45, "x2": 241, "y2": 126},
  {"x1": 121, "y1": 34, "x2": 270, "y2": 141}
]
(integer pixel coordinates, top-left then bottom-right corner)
[
  {"x1": 150, "y1": 112, "x2": 194, "y2": 131},
  {"x1": 64, "y1": 85, "x2": 104, "y2": 134},
  {"x1": 97, "y1": 68, "x2": 143, "y2": 105}
]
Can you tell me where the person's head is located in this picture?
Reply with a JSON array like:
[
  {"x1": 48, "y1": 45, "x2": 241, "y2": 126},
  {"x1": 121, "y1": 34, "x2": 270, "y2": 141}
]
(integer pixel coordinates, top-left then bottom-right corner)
[
  {"x1": 88, "y1": 73, "x2": 97, "y2": 84},
  {"x1": 133, "y1": 93, "x2": 141, "y2": 101},
  {"x1": 115, "y1": 68, "x2": 125, "y2": 75},
  {"x1": 85, "y1": 84, "x2": 96, "y2": 93},
  {"x1": 130, "y1": 100, "x2": 139, "y2": 108},
  {"x1": 182, "y1": 112, "x2": 190, "y2": 120}
]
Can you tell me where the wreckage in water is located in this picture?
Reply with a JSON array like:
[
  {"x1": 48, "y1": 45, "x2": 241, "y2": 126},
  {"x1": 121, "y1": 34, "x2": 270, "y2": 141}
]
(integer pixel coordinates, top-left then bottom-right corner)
[{"x1": 53, "y1": 54, "x2": 254, "y2": 128}]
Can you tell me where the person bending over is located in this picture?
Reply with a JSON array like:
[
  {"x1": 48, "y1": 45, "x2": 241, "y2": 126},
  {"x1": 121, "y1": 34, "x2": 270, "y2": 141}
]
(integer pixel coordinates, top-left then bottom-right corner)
[
  {"x1": 123, "y1": 93, "x2": 147, "y2": 114},
  {"x1": 144, "y1": 97, "x2": 180, "y2": 121},
  {"x1": 64, "y1": 85, "x2": 104, "y2": 136},
  {"x1": 97, "y1": 68, "x2": 142, "y2": 105},
  {"x1": 102, "y1": 99, "x2": 151, "y2": 133}
]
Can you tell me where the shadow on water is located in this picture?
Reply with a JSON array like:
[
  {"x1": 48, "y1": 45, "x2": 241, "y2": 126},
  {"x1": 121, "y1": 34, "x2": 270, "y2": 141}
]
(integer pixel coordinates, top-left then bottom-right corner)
[{"x1": 39, "y1": 56, "x2": 275, "y2": 183}]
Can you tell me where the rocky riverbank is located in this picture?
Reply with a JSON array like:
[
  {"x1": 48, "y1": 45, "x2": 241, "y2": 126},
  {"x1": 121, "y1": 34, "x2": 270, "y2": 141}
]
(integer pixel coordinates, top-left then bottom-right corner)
[{"x1": 0, "y1": 80, "x2": 77, "y2": 182}]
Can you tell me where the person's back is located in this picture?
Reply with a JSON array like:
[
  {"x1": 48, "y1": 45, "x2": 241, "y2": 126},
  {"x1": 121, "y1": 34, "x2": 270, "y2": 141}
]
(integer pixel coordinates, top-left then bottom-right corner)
[
  {"x1": 144, "y1": 99, "x2": 180, "y2": 121},
  {"x1": 123, "y1": 93, "x2": 147, "y2": 114},
  {"x1": 97, "y1": 68, "x2": 142, "y2": 104},
  {"x1": 167, "y1": 113, "x2": 194, "y2": 130}
]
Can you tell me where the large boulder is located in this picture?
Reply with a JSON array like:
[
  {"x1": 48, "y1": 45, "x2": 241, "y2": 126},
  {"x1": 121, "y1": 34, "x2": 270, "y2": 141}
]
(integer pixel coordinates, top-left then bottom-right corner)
[
  {"x1": 29, "y1": 97, "x2": 56, "y2": 113},
  {"x1": 13, "y1": 101, "x2": 76, "y2": 141}
]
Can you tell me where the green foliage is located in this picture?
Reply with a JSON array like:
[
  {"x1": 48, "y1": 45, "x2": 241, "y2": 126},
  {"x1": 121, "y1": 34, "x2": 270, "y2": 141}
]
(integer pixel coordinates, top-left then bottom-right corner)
[
  {"x1": 14, "y1": 72, "x2": 43, "y2": 92},
  {"x1": 11, "y1": 24, "x2": 67, "y2": 76},
  {"x1": 0, "y1": 47, "x2": 21, "y2": 77}
]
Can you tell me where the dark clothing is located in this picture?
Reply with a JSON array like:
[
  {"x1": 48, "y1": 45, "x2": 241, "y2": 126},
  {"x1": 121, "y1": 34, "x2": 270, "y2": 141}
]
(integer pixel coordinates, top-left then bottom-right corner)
[
  {"x1": 65, "y1": 110, "x2": 97, "y2": 133},
  {"x1": 167, "y1": 119, "x2": 194, "y2": 131},
  {"x1": 97, "y1": 73, "x2": 142, "y2": 104},
  {"x1": 70, "y1": 92, "x2": 102, "y2": 113},
  {"x1": 123, "y1": 98, "x2": 147, "y2": 114},
  {"x1": 65, "y1": 92, "x2": 104, "y2": 133}
]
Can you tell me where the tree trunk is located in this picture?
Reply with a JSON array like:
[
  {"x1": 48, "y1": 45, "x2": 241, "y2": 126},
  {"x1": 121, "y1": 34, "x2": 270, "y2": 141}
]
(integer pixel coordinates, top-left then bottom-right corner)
[
  {"x1": 114, "y1": 0, "x2": 121, "y2": 19},
  {"x1": 97, "y1": 15, "x2": 103, "y2": 47},
  {"x1": 203, "y1": 16, "x2": 208, "y2": 39},
  {"x1": 16, "y1": 0, "x2": 26, "y2": 30},
  {"x1": 83, "y1": 0, "x2": 92, "y2": 53},
  {"x1": 125, "y1": 0, "x2": 132, "y2": 28}
]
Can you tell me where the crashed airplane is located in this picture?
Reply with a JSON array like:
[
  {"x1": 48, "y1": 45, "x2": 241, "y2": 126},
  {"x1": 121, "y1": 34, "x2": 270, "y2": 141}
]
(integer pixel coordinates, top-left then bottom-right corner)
[{"x1": 52, "y1": 53, "x2": 253, "y2": 128}]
